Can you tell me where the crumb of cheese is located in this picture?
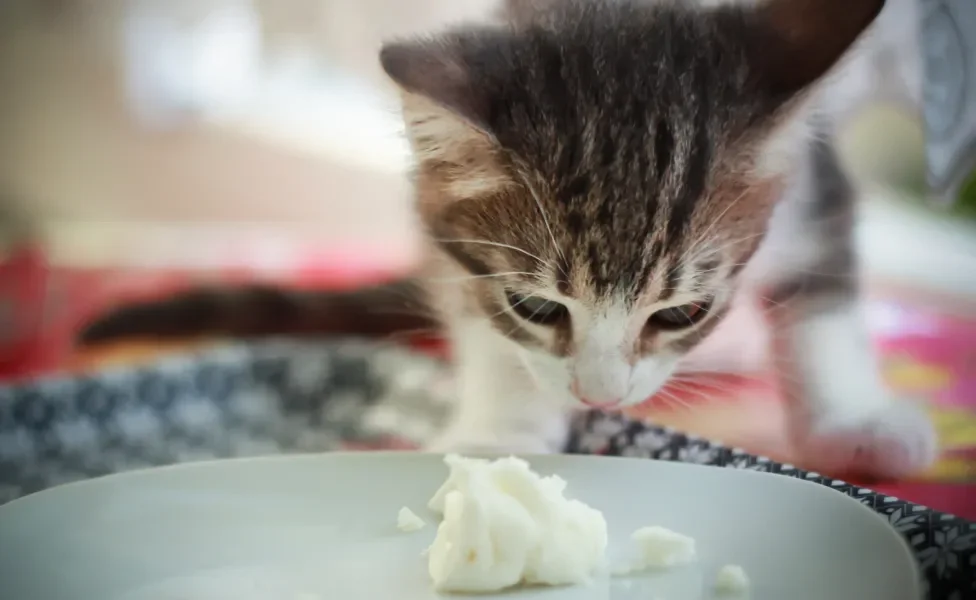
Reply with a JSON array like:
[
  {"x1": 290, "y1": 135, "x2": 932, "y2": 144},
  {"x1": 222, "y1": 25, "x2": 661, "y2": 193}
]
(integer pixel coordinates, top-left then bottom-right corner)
[
  {"x1": 714, "y1": 564, "x2": 750, "y2": 594},
  {"x1": 397, "y1": 506, "x2": 426, "y2": 532},
  {"x1": 617, "y1": 525, "x2": 697, "y2": 573}
]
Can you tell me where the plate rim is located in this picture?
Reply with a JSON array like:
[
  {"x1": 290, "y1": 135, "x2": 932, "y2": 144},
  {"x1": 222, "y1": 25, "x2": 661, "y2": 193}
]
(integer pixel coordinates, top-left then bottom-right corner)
[{"x1": 0, "y1": 451, "x2": 923, "y2": 597}]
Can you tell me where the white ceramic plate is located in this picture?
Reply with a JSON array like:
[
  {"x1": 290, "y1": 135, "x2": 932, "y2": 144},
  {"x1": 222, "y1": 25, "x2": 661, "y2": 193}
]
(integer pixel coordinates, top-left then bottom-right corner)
[{"x1": 0, "y1": 453, "x2": 920, "y2": 600}]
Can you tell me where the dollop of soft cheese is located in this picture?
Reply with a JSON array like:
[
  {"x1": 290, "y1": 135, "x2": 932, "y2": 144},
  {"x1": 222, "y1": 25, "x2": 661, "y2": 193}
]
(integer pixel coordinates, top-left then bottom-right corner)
[{"x1": 426, "y1": 454, "x2": 608, "y2": 593}]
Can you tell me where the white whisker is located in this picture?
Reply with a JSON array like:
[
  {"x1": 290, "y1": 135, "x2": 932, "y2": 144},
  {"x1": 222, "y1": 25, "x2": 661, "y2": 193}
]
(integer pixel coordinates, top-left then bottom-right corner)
[
  {"x1": 664, "y1": 381, "x2": 719, "y2": 407},
  {"x1": 667, "y1": 378, "x2": 723, "y2": 399},
  {"x1": 656, "y1": 388, "x2": 698, "y2": 413},
  {"x1": 692, "y1": 185, "x2": 753, "y2": 254},
  {"x1": 523, "y1": 181, "x2": 567, "y2": 275},
  {"x1": 665, "y1": 186, "x2": 753, "y2": 278},
  {"x1": 516, "y1": 346, "x2": 544, "y2": 390},
  {"x1": 434, "y1": 238, "x2": 552, "y2": 267},
  {"x1": 484, "y1": 292, "x2": 533, "y2": 321},
  {"x1": 424, "y1": 271, "x2": 535, "y2": 284}
]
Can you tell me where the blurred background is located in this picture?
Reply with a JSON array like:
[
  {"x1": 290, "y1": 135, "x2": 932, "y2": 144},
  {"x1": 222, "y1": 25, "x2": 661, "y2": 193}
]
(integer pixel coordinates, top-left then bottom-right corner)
[
  {"x1": 0, "y1": 0, "x2": 975, "y2": 515},
  {"x1": 0, "y1": 0, "x2": 498, "y2": 371}
]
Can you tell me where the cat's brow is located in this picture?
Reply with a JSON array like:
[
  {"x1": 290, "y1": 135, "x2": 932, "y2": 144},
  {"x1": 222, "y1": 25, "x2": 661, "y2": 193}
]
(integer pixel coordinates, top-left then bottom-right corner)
[
  {"x1": 658, "y1": 260, "x2": 684, "y2": 301},
  {"x1": 433, "y1": 238, "x2": 550, "y2": 267},
  {"x1": 433, "y1": 238, "x2": 554, "y2": 279},
  {"x1": 690, "y1": 258, "x2": 721, "y2": 292}
]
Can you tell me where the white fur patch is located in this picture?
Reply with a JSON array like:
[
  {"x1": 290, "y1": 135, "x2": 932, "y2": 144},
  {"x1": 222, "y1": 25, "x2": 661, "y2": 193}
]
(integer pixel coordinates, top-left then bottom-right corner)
[
  {"x1": 572, "y1": 304, "x2": 633, "y2": 405},
  {"x1": 740, "y1": 165, "x2": 827, "y2": 287},
  {"x1": 780, "y1": 308, "x2": 939, "y2": 477},
  {"x1": 783, "y1": 305, "x2": 889, "y2": 419},
  {"x1": 754, "y1": 108, "x2": 816, "y2": 178},
  {"x1": 773, "y1": 301, "x2": 938, "y2": 478},
  {"x1": 570, "y1": 300, "x2": 683, "y2": 407},
  {"x1": 428, "y1": 318, "x2": 574, "y2": 453}
]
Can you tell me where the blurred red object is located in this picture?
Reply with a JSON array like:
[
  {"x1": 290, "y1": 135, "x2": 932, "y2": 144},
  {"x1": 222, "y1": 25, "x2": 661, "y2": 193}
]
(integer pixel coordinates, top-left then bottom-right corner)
[{"x1": 0, "y1": 243, "x2": 53, "y2": 379}]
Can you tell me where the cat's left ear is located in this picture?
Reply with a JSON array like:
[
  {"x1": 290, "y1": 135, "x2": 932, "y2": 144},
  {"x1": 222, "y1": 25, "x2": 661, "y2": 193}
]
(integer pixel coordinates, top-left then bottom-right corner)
[
  {"x1": 380, "y1": 34, "x2": 493, "y2": 133},
  {"x1": 381, "y1": 33, "x2": 513, "y2": 199},
  {"x1": 747, "y1": 0, "x2": 886, "y2": 96}
]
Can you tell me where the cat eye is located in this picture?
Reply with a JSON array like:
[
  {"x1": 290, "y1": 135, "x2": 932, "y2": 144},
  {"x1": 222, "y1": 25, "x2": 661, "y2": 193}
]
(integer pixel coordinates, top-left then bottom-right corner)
[
  {"x1": 648, "y1": 300, "x2": 712, "y2": 330},
  {"x1": 506, "y1": 292, "x2": 569, "y2": 325}
]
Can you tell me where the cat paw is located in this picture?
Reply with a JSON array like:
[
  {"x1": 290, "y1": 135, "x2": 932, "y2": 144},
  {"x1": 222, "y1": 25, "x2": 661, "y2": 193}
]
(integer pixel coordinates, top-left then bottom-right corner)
[
  {"x1": 791, "y1": 400, "x2": 939, "y2": 480},
  {"x1": 424, "y1": 427, "x2": 555, "y2": 455}
]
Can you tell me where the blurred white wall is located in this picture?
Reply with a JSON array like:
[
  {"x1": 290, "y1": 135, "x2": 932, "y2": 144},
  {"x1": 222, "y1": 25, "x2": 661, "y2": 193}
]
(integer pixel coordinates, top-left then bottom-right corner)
[{"x1": 0, "y1": 0, "x2": 496, "y2": 267}]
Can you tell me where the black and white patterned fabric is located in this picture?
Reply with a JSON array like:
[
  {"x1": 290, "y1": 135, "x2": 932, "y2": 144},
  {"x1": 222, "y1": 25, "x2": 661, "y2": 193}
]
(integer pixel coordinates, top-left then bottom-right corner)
[{"x1": 0, "y1": 340, "x2": 973, "y2": 599}]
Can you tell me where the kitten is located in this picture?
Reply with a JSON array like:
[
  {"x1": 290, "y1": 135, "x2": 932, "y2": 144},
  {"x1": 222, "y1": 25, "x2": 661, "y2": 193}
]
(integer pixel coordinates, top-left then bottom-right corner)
[{"x1": 80, "y1": 0, "x2": 937, "y2": 479}]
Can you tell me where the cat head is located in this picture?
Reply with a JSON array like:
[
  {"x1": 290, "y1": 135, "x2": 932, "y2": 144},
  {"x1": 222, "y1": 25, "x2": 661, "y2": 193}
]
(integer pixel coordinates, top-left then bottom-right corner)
[{"x1": 382, "y1": 0, "x2": 883, "y2": 408}]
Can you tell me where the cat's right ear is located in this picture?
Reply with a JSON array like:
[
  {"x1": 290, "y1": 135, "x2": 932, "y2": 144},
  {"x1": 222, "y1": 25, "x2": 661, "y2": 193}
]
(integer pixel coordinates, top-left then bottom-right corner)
[
  {"x1": 381, "y1": 35, "x2": 512, "y2": 199},
  {"x1": 748, "y1": 0, "x2": 886, "y2": 96}
]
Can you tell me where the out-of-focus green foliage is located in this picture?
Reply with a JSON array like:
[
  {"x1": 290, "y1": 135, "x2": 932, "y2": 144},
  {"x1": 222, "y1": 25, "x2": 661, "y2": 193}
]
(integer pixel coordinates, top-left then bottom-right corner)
[{"x1": 955, "y1": 168, "x2": 976, "y2": 219}]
